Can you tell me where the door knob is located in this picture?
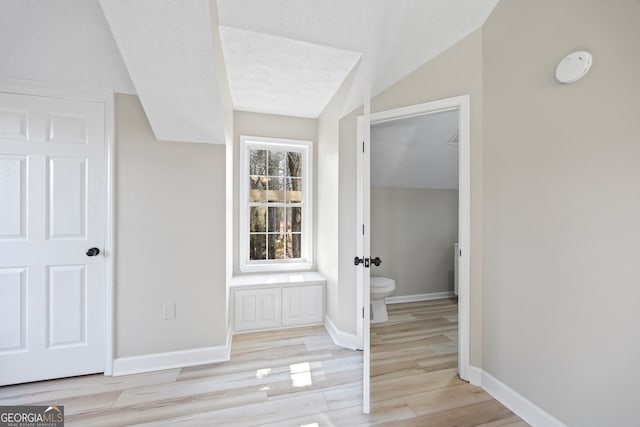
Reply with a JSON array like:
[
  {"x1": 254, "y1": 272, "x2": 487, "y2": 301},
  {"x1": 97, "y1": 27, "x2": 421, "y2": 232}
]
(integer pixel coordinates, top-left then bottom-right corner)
[
  {"x1": 354, "y1": 257, "x2": 364, "y2": 266},
  {"x1": 371, "y1": 256, "x2": 382, "y2": 266},
  {"x1": 86, "y1": 247, "x2": 100, "y2": 257}
]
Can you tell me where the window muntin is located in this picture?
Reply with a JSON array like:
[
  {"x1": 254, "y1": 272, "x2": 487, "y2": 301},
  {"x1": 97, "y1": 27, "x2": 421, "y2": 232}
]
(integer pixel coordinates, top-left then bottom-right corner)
[{"x1": 240, "y1": 137, "x2": 312, "y2": 271}]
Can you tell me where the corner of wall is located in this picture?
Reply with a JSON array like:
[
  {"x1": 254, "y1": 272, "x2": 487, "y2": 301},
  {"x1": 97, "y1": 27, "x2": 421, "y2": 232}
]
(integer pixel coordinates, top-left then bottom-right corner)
[
  {"x1": 469, "y1": 367, "x2": 567, "y2": 427},
  {"x1": 318, "y1": 62, "x2": 362, "y2": 337},
  {"x1": 324, "y1": 315, "x2": 361, "y2": 351}
]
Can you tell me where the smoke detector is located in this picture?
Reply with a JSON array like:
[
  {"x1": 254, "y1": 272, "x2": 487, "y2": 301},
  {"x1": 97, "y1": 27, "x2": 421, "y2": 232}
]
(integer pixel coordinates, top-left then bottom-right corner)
[{"x1": 555, "y1": 51, "x2": 593, "y2": 84}]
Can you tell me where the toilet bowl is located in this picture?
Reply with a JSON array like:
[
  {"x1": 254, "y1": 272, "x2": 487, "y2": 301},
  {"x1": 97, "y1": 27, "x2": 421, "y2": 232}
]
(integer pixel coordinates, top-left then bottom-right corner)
[{"x1": 370, "y1": 276, "x2": 396, "y2": 323}]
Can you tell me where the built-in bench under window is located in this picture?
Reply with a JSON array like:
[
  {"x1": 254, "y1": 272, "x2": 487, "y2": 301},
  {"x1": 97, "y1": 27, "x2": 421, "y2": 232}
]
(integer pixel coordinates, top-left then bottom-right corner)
[{"x1": 230, "y1": 272, "x2": 325, "y2": 333}]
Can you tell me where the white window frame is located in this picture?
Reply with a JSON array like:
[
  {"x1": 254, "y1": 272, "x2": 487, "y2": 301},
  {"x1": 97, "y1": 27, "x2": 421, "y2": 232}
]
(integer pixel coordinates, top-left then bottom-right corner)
[{"x1": 239, "y1": 135, "x2": 313, "y2": 273}]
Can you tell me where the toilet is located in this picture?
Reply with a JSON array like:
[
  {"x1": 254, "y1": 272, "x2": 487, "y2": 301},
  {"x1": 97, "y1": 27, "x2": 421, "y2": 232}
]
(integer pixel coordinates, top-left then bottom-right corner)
[{"x1": 370, "y1": 276, "x2": 396, "y2": 323}]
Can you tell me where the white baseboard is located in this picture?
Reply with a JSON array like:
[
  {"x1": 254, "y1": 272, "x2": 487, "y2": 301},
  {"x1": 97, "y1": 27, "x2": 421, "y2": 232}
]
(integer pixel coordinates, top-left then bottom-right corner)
[
  {"x1": 112, "y1": 328, "x2": 232, "y2": 376},
  {"x1": 468, "y1": 365, "x2": 483, "y2": 386},
  {"x1": 472, "y1": 368, "x2": 567, "y2": 427},
  {"x1": 324, "y1": 315, "x2": 361, "y2": 350},
  {"x1": 386, "y1": 291, "x2": 454, "y2": 304}
]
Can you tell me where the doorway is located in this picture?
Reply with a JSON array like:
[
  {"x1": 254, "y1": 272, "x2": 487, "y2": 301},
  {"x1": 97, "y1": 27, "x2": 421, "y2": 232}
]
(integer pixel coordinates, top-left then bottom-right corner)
[{"x1": 357, "y1": 95, "x2": 471, "y2": 413}]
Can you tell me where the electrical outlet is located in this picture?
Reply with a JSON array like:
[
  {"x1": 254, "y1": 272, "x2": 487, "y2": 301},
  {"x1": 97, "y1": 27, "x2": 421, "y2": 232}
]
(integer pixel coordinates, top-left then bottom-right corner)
[{"x1": 162, "y1": 302, "x2": 176, "y2": 320}]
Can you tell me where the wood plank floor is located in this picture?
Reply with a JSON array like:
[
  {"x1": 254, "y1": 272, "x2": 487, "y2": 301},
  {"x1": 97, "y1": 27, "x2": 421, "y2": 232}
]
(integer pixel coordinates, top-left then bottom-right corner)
[
  {"x1": 0, "y1": 299, "x2": 527, "y2": 426},
  {"x1": 370, "y1": 299, "x2": 528, "y2": 427}
]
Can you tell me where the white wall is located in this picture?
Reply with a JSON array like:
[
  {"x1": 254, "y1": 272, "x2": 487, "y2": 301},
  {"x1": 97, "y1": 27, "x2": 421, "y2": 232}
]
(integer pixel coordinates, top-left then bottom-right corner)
[
  {"x1": 317, "y1": 102, "x2": 341, "y2": 329},
  {"x1": 209, "y1": 0, "x2": 235, "y2": 330},
  {"x1": 115, "y1": 94, "x2": 227, "y2": 357},
  {"x1": 336, "y1": 106, "x2": 363, "y2": 334},
  {"x1": 318, "y1": 65, "x2": 359, "y2": 333},
  {"x1": 482, "y1": 1, "x2": 640, "y2": 425},
  {"x1": 0, "y1": 0, "x2": 134, "y2": 94},
  {"x1": 371, "y1": 187, "x2": 458, "y2": 296}
]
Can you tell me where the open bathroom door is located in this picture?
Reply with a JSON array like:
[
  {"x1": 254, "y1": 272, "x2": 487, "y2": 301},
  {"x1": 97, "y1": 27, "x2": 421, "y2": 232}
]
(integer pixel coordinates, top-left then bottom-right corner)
[
  {"x1": 356, "y1": 109, "x2": 371, "y2": 414},
  {"x1": 358, "y1": 96, "x2": 472, "y2": 414}
]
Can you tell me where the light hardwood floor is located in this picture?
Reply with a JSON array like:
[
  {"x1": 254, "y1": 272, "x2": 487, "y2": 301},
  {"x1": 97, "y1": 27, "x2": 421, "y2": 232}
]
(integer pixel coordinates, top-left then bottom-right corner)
[
  {"x1": 0, "y1": 299, "x2": 527, "y2": 426},
  {"x1": 370, "y1": 299, "x2": 528, "y2": 426}
]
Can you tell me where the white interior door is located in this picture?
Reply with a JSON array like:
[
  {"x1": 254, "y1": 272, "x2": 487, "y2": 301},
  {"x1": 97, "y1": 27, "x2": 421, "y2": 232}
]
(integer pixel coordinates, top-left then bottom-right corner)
[
  {"x1": 356, "y1": 114, "x2": 371, "y2": 414},
  {"x1": 0, "y1": 92, "x2": 107, "y2": 385},
  {"x1": 357, "y1": 96, "x2": 471, "y2": 414}
]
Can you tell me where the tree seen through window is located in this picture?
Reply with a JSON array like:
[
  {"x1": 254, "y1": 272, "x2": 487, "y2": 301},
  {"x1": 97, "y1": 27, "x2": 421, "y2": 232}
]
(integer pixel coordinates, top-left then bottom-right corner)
[{"x1": 248, "y1": 148, "x2": 303, "y2": 260}]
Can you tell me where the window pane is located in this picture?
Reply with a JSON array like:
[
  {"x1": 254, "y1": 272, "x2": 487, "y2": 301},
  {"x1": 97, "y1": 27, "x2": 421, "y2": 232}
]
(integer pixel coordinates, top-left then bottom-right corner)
[
  {"x1": 243, "y1": 139, "x2": 309, "y2": 267},
  {"x1": 249, "y1": 234, "x2": 266, "y2": 260},
  {"x1": 287, "y1": 177, "x2": 302, "y2": 191},
  {"x1": 287, "y1": 207, "x2": 302, "y2": 232},
  {"x1": 268, "y1": 234, "x2": 285, "y2": 260},
  {"x1": 249, "y1": 176, "x2": 267, "y2": 202},
  {"x1": 286, "y1": 152, "x2": 302, "y2": 177},
  {"x1": 268, "y1": 151, "x2": 287, "y2": 176},
  {"x1": 249, "y1": 149, "x2": 267, "y2": 175},
  {"x1": 250, "y1": 207, "x2": 266, "y2": 232},
  {"x1": 286, "y1": 178, "x2": 302, "y2": 202},
  {"x1": 267, "y1": 177, "x2": 285, "y2": 203},
  {"x1": 267, "y1": 207, "x2": 285, "y2": 234},
  {"x1": 289, "y1": 233, "x2": 301, "y2": 259}
]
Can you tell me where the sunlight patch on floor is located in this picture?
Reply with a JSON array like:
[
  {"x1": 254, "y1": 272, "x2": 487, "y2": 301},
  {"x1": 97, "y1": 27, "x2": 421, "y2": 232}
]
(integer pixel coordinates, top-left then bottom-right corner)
[
  {"x1": 290, "y1": 362, "x2": 313, "y2": 387},
  {"x1": 256, "y1": 368, "x2": 271, "y2": 379}
]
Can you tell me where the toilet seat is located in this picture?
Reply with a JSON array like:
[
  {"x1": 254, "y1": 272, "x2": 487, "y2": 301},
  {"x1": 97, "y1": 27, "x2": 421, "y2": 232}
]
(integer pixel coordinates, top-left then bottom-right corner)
[{"x1": 371, "y1": 276, "x2": 395, "y2": 293}]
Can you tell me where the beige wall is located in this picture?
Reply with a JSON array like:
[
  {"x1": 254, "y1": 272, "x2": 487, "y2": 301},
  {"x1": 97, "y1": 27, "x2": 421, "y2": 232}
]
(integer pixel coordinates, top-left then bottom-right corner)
[
  {"x1": 337, "y1": 105, "x2": 363, "y2": 334},
  {"x1": 317, "y1": 109, "x2": 339, "y2": 326},
  {"x1": 232, "y1": 111, "x2": 317, "y2": 275},
  {"x1": 371, "y1": 187, "x2": 458, "y2": 296},
  {"x1": 114, "y1": 94, "x2": 227, "y2": 357},
  {"x1": 317, "y1": 64, "x2": 359, "y2": 329},
  {"x1": 482, "y1": 1, "x2": 640, "y2": 425},
  {"x1": 209, "y1": 0, "x2": 235, "y2": 298},
  {"x1": 338, "y1": 30, "x2": 483, "y2": 356}
]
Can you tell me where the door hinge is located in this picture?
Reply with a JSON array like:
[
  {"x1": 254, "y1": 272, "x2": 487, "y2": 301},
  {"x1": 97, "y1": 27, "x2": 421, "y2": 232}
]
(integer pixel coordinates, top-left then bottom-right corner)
[
  {"x1": 362, "y1": 224, "x2": 365, "y2": 235},
  {"x1": 362, "y1": 141, "x2": 365, "y2": 152},
  {"x1": 362, "y1": 307, "x2": 365, "y2": 318}
]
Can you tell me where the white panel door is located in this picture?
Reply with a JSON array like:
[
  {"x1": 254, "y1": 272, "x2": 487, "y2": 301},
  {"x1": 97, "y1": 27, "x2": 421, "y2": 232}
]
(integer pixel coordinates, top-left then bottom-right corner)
[{"x1": 0, "y1": 92, "x2": 106, "y2": 385}]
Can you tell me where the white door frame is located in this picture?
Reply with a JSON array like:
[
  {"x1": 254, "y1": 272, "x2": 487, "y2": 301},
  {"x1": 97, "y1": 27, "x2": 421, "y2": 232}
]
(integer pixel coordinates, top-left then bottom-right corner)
[
  {"x1": 0, "y1": 79, "x2": 115, "y2": 376},
  {"x1": 356, "y1": 95, "x2": 471, "y2": 408}
]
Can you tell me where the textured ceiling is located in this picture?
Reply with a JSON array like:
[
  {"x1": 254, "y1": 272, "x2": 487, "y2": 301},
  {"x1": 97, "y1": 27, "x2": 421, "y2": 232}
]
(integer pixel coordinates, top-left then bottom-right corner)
[
  {"x1": 219, "y1": 26, "x2": 361, "y2": 118},
  {"x1": 371, "y1": 110, "x2": 459, "y2": 190},
  {"x1": 96, "y1": 0, "x2": 499, "y2": 142},
  {"x1": 217, "y1": 0, "x2": 499, "y2": 116},
  {"x1": 0, "y1": 0, "x2": 134, "y2": 94},
  {"x1": 100, "y1": 0, "x2": 226, "y2": 144}
]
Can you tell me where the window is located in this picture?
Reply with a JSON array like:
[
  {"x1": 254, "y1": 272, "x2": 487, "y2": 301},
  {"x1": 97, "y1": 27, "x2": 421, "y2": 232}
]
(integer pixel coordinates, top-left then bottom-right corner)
[{"x1": 239, "y1": 136, "x2": 313, "y2": 272}]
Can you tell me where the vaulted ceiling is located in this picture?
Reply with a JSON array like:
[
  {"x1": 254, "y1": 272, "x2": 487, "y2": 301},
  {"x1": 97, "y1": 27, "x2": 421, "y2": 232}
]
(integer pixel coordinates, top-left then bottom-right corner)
[
  {"x1": 87, "y1": 1, "x2": 500, "y2": 143},
  {"x1": 216, "y1": 0, "x2": 498, "y2": 118},
  {"x1": 371, "y1": 110, "x2": 459, "y2": 190}
]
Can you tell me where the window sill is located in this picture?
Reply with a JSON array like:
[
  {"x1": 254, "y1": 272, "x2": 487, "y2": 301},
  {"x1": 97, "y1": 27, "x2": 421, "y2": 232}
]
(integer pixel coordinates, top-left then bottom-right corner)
[
  {"x1": 230, "y1": 271, "x2": 325, "y2": 288},
  {"x1": 239, "y1": 261, "x2": 313, "y2": 274}
]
